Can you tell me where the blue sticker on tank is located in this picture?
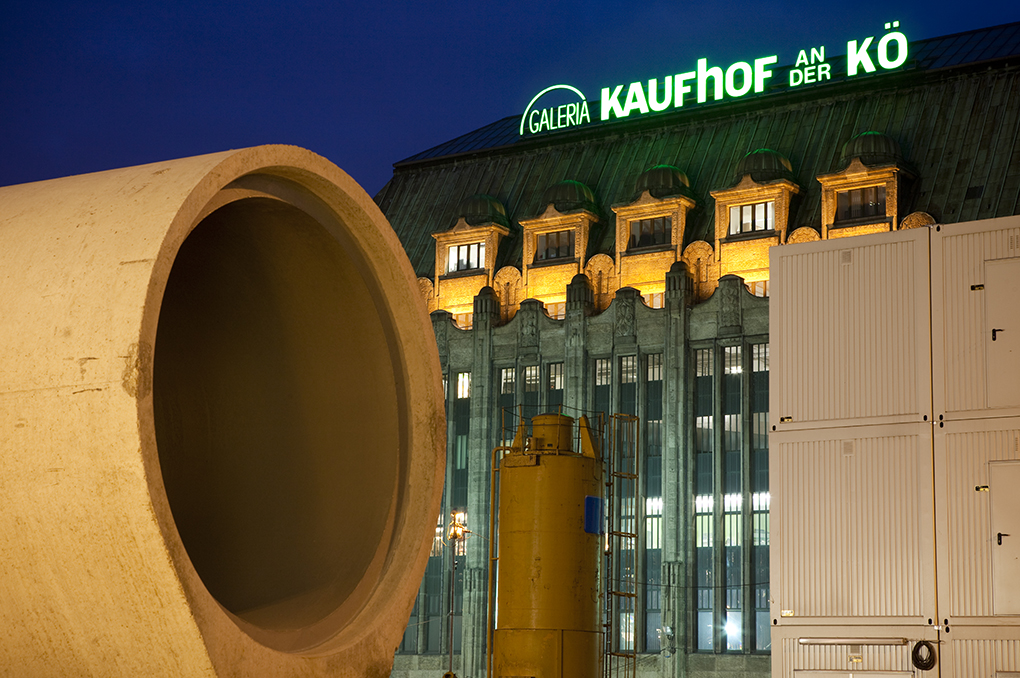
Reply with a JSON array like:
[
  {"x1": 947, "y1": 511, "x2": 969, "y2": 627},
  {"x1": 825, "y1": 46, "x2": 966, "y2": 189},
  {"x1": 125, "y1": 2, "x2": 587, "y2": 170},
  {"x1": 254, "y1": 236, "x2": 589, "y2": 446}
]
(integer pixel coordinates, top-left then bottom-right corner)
[{"x1": 584, "y1": 495, "x2": 604, "y2": 535}]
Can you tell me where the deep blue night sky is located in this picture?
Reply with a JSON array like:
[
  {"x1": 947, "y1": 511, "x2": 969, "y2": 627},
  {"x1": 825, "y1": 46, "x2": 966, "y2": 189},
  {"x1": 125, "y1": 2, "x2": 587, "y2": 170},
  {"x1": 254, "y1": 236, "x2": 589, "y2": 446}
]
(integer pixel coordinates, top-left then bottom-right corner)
[{"x1": 1, "y1": 2, "x2": 1016, "y2": 197}]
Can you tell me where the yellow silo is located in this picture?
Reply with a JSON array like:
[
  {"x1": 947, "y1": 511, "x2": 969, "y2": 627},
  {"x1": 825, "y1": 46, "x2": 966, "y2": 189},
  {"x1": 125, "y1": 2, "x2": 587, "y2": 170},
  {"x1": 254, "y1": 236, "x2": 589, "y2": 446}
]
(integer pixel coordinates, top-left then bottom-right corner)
[{"x1": 492, "y1": 413, "x2": 603, "y2": 678}]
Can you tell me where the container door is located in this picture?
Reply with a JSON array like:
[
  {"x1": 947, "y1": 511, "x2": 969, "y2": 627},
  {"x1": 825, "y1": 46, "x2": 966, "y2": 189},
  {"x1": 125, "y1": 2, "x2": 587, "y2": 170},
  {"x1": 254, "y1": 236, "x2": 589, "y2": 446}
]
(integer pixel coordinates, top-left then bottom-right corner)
[
  {"x1": 990, "y1": 460, "x2": 1020, "y2": 615},
  {"x1": 986, "y1": 258, "x2": 1020, "y2": 409}
]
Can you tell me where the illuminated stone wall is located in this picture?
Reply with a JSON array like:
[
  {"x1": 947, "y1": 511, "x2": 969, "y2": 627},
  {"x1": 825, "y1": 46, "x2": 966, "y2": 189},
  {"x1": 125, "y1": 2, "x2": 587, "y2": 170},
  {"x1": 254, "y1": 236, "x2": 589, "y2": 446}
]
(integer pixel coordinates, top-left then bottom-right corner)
[{"x1": 383, "y1": 29, "x2": 1020, "y2": 677}]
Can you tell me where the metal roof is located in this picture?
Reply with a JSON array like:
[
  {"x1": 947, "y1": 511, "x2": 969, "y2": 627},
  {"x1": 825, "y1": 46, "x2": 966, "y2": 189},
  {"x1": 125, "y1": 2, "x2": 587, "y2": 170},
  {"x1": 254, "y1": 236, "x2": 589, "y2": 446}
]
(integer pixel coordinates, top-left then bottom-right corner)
[
  {"x1": 376, "y1": 22, "x2": 1020, "y2": 278},
  {"x1": 912, "y1": 21, "x2": 1020, "y2": 69}
]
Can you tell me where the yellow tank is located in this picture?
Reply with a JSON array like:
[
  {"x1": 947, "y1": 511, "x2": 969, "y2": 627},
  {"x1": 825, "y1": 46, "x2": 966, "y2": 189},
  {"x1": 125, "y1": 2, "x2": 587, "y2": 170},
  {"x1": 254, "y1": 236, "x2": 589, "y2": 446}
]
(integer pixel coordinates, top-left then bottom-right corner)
[{"x1": 493, "y1": 413, "x2": 602, "y2": 678}]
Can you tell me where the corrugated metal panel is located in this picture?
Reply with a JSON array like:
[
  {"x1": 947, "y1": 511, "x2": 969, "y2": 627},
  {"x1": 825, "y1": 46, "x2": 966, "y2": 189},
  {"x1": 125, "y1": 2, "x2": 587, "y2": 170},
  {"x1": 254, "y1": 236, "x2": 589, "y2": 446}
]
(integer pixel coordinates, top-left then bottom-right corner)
[
  {"x1": 770, "y1": 229, "x2": 930, "y2": 429},
  {"x1": 773, "y1": 426, "x2": 933, "y2": 619},
  {"x1": 933, "y1": 217, "x2": 1020, "y2": 416},
  {"x1": 949, "y1": 639, "x2": 1020, "y2": 675},
  {"x1": 770, "y1": 218, "x2": 1020, "y2": 678},
  {"x1": 940, "y1": 423, "x2": 1020, "y2": 618},
  {"x1": 779, "y1": 637, "x2": 914, "y2": 672}
]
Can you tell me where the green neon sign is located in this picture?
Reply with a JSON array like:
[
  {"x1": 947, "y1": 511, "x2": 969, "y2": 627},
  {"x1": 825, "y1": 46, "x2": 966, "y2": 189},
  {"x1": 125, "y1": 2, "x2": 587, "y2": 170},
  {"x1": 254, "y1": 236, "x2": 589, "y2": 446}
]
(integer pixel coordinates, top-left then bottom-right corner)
[
  {"x1": 520, "y1": 22, "x2": 909, "y2": 137},
  {"x1": 600, "y1": 55, "x2": 778, "y2": 119},
  {"x1": 519, "y1": 84, "x2": 591, "y2": 136}
]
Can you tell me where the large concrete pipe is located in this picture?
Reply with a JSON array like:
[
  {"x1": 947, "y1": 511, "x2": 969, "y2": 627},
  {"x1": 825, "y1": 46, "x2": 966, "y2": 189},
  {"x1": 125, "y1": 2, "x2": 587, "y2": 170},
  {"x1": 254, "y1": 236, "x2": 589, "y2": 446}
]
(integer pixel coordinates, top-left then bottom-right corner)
[{"x1": 0, "y1": 145, "x2": 445, "y2": 676}]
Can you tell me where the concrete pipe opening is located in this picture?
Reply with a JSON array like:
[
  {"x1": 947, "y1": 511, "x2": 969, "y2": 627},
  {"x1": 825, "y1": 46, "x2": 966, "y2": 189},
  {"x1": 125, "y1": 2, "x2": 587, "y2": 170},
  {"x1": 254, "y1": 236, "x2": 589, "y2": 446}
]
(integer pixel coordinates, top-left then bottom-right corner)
[
  {"x1": 154, "y1": 195, "x2": 402, "y2": 650},
  {"x1": 0, "y1": 147, "x2": 443, "y2": 675}
]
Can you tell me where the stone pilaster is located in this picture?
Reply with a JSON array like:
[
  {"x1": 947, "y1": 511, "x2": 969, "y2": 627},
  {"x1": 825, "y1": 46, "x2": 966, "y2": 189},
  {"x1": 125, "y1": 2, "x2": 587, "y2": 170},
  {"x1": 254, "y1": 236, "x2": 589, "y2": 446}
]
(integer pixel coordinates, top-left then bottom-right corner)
[
  {"x1": 460, "y1": 567, "x2": 489, "y2": 678},
  {"x1": 663, "y1": 262, "x2": 690, "y2": 677},
  {"x1": 613, "y1": 287, "x2": 639, "y2": 348},
  {"x1": 462, "y1": 287, "x2": 499, "y2": 678},
  {"x1": 717, "y1": 275, "x2": 744, "y2": 337},
  {"x1": 565, "y1": 273, "x2": 593, "y2": 414}
]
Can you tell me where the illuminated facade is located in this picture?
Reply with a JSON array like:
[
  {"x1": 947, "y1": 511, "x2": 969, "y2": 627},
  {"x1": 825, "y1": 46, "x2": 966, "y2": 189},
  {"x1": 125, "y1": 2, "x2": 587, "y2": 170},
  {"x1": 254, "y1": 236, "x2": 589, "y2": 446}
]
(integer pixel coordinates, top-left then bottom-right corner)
[{"x1": 378, "y1": 21, "x2": 1020, "y2": 678}]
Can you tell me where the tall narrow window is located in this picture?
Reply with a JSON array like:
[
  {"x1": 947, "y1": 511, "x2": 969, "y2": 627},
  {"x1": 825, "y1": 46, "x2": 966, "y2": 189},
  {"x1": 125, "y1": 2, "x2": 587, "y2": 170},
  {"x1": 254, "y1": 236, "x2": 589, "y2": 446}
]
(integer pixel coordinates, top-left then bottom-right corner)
[
  {"x1": 523, "y1": 365, "x2": 540, "y2": 425},
  {"x1": 617, "y1": 355, "x2": 638, "y2": 652},
  {"x1": 501, "y1": 367, "x2": 516, "y2": 396},
  {"x1": 594, "y1": 358, "x2": 612, "y2": 423},
  {"x1": 457, "y1": 372, "x2": 471, "y2": 400},
  {"x1": 644, "y1": 354, "x2": 664, "y2": 652},
  {"x1": 402, "y1": 511, "x2": 442, "y2": 656},
  {"x1": 535, "y1": 230, "x2": 575, "y2": 262},
  {"x1": 432, "y1": 513, "x2": 445, "y2": 556},
  {"x1": 398, "y1": 597, "x2": 419, "y2": 653},
  {"x1": 592, "y1": 355, "x2": 614, "y2": 645},
  {"x1": 452, "y1": 545, "x2": 464, "y2": 653},
  {"x1": 620, "y1": 355, "x2": 638, "y2": 411},
  {"x1": 693, "y1": 348, "x2": 715, "y2": 651},
  {"x1": 422, "y1": 510, "x2": 445, "y2": 654},
  {"x1": 452, "y1": 373, "x2": 470, "y2": 511},
  {"x1": 728, "y1": 201, "x2": 775, "y2": 235},
  {"x1": 449, "y1": 374, "x2": 471, "y2": 655},
  {"x1": 497, "y1": 367, "x2": 516, "y2": 445},
  {"x1": 694, "y1": 343, "x2": 769, "y2": 655},
  {"x1": 547, "y1": 362, "x2": 564, "y2": 410},
  {"x1": 722, "y1": 346, "x2": 743, "y2": 651},
  {"x1": 751, "y1": 344, "x2": 771, "y2": 651}
]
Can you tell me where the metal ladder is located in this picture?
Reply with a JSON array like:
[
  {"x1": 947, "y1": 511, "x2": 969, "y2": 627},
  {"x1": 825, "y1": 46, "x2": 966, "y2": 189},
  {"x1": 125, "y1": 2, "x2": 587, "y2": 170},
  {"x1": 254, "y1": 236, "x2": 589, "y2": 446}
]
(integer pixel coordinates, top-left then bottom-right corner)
[{"x1": 604, "y1": 413, "x2": 639, "y2": 678}]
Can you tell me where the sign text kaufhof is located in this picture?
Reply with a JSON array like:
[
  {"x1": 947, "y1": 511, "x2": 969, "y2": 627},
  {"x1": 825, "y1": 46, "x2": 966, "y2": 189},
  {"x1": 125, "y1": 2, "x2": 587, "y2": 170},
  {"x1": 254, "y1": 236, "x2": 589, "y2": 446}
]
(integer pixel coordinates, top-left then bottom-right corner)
[{"x1": 519, "y1": 22, "x2": 909, "y2": 137}]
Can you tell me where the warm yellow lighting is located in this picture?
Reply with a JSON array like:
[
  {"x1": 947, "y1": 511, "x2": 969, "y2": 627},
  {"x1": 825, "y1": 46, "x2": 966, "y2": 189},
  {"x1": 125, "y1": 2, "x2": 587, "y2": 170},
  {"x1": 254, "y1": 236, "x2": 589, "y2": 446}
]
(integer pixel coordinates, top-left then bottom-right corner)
[
  {"x1": 816, "y1": 158, "x2": 910, "y2": 238},
  {"x1": 419, "y1": 160, "x2": 916, "y2": 324},
  {"x1": 710, "y1": 175, "x2": 799, "y2": 292},
  {"x1": 612, "y1": 192, "x2": 696, "y2": 296},
  {"x1": 448, "y1": 511, "x2": 469, "y2": 542}
]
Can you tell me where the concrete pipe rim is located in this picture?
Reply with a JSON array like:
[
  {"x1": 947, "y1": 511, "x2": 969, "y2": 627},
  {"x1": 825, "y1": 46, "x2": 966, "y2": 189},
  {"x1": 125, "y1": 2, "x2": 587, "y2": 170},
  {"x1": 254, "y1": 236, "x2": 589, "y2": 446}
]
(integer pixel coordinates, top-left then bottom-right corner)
[{"x1": 135, "y1": 146, "x2": 444, "y2": 658}]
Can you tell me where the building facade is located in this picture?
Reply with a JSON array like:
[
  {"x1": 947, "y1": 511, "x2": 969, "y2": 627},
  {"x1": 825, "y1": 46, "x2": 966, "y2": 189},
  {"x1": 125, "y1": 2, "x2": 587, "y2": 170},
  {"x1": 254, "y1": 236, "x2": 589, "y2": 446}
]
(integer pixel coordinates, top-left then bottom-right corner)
[{"x1": 378, "y1": 22, "x2": 1020, "y2": 678}]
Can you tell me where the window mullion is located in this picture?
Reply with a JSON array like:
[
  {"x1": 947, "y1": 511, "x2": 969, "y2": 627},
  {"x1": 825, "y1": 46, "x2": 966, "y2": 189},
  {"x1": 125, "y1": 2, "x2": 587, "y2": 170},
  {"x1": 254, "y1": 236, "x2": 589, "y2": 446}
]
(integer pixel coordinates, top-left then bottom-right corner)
[
  {"x1": 636, "y1": 355, "x2": 647, "y2": 654},
  {"x1": 712, "y1": 345, "x2": 726, "y2": 653},
  {"x1": 741, "y1": 343, "x2": 754, "y2": 653}
]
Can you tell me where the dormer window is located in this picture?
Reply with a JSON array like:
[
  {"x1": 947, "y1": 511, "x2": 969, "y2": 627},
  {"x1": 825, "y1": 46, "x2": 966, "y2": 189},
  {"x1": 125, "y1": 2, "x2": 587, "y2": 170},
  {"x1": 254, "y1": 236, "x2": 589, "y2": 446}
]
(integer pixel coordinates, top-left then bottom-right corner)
[
  {"x1": 835, "y1": 186, "x2": 885, "y2": 222},
  {"x1": 536, "y1": 229, "x2": 574, "y2": 262},
  {"x1": 611, "y1": 164, "x2": 696, "y2": 300},
  {"x1": 430, "y1": 194, "x2": 510, "y2": 315},
  {"x1": 519, "y1": 180, "x2": 599, "y2": 299},
  {"x1": 709, "y1": 148, "x2": 800, "y2": 291},
  {"x1": 728, "y1": 201, "x2": 775, "y2": 235},
  {"x1": 629, "y1": 216, "x2": 671, "y2": 249},
  {"x1": 447, "y1": 242, "x2": 485, "y2": 273},
  {"x1": 817, "y1": 131, "x2": 914, "y2": 239}
]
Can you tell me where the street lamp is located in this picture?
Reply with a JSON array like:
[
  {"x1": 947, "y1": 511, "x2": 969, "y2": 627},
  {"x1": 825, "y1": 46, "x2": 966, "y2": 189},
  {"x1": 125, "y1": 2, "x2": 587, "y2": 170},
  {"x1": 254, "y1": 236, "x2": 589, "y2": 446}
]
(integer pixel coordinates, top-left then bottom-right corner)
[{"x1": 446, "y1": 511, "x2": 469, "y2": 678}]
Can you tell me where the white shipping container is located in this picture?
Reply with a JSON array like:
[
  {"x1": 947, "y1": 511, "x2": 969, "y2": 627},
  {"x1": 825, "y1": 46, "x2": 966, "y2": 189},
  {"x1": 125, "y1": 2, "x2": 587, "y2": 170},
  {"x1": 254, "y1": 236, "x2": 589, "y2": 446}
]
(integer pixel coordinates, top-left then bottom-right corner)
[
  {"x1": 769, "y1": 227, "x2": 931, "y2": 431},
  {"x1": 770, "y1": 216, "x2": 1020, "y2": 678},
  {"x1": 770, "y1": 424, "x2": 936, "y2": 624},
  {"x1": 931, "y1": 216, "x2": 1020, "y2": 419}
]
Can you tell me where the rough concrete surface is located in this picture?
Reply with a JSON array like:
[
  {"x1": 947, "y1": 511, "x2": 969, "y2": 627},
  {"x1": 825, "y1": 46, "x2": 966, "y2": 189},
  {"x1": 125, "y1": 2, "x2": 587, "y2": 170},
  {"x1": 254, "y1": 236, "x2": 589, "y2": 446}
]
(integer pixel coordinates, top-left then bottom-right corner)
[{"x1": 0, "y1": 146, "x2": 445, "y2": 676}]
